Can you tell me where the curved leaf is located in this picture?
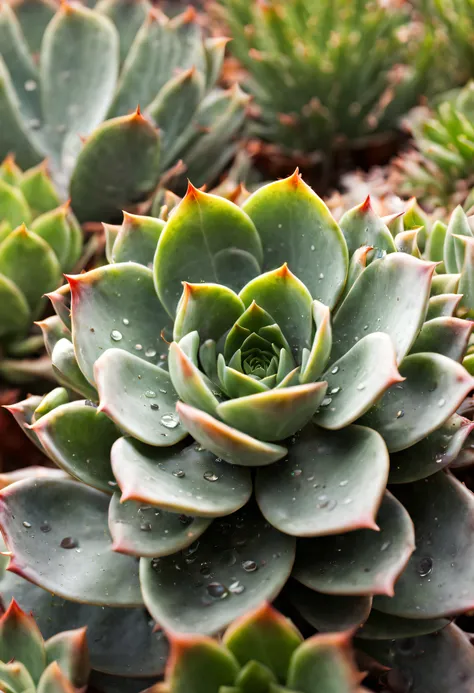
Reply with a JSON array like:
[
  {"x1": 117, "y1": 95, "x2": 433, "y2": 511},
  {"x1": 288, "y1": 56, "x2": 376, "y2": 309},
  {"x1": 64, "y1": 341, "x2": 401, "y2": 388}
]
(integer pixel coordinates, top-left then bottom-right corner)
[
  {"x1": 299, "y1": 300, "x2": 332, "y2": 384},
  {"x1": 173, "y1": 282, "x2": 244, "y2": 344},
  {"x1": 0, "y1": 600, "x2": 45, "y2": 684},
  {"x1": 0, "y1": 273, "x2": 29, "y2": 339},
  {"x1": 243, "y1": 172, "x2": 348, "y2": 308},
  {"x1": 112, "y1": 212, "x2": 164, "y2": 266},
  {"x1": 426, "y1": 293, "x2": 461, "y2": 320},
  {"x1": 169, "y1": 341, "x2": 220, "y2": 417},
  {"x1": 339, "y1": 197, "x2": 396, "y2": 257},
  {"x1": 176, "y1": 401, "x2": 287, "y2": 467},
  {"x1": 165, "y1": 634, "x2": 239, "y2": 693},
  {"x1": 51, "y1": 338, "x2": 98, "y2": 401},
  {"x1": 0, "y1": 479, "x2": 143, "y2": 606},
  {"x1": 140, "y1": 503, "x2": 295, "y2": 634},
  {"x1": 409, "y1": 317, "x2": 472, "y2": 361},
  {"x1": 256, "y1": 424, "x2": 388, "y2": 537},
  {"x1": 288, "y1": 581, "x2": 372, "y2": 633},
  {"x1": 356, "y1": 609, "x2": 449, "y2": 640},
  {"x1": 444, "y1": 205, "x2": 473, "y2": 273},
  {"x1": 111, "y1": 436, "x2": 252, "y2": 518}
]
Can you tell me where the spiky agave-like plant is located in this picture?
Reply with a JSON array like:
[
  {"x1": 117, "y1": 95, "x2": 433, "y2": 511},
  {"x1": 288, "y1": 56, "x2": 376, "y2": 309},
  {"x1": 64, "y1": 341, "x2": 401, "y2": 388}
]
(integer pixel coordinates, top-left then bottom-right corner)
[
  {"x1": 0, "y1": 598, "x2": 89, "y2": 693},
  {"x1": 213, "y1": 0, "x2": 432, "y2": 172},
  {"x1": 0, "y1": 155, "x2": 82, "y2": 384},
  {"x1": 2, "y1": 174, "x2": 474, "y2": 686},
  {"x1": 0, "y1": 0, "x2": 249, "y2": 222}
]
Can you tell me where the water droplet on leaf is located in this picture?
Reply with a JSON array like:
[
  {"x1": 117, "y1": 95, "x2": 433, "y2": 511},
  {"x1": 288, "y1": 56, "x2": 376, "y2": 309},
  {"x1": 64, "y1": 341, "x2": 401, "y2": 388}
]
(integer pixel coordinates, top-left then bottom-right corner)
[
  {"x1": 242, "y1": 560, "x2": 258, "y2": 572},
  {"x1": 111, "y1": 329, "x2": 122, "y2": 341},
  {"x1": 417, "y1": 556, "x2": 433, "y2": 577},
  {"x1": 203, "y1": 471, "x2": 219, "y2": 482},
  {"x1": 60, "y1": 537, "x2": 79, "y2": 549},
  {"x1": 161, "y1": 413, "x2": 179, "y2": 429}
]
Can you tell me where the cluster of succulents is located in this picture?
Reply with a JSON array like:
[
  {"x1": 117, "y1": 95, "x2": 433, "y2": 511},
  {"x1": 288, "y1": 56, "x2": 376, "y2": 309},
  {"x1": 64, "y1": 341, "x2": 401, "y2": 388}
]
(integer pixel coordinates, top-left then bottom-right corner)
[
  {"x1": 0, "y1": 597, "x2": 90, "y2": 693},
  {"x1": 0, "y1": 154, "x2": 82, "y2": 384},
  {"x1": 0, "y1": 0, "x2": 249, "y2": 222},
  {"x1": 213, "y1": 0, "x2": 433, "y2": 168},
  {"x1": 391, "y1": 81, "x2": 474, "y2": 211},
  {"x1": 1, "y1": 173, "x2": 474, "y2": 693}
]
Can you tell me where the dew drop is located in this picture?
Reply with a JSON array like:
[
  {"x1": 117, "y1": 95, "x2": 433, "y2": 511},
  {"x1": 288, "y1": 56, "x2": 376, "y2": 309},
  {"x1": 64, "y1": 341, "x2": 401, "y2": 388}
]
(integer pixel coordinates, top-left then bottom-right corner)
[
  {"x1": 203, "y1": 471, "x2": 219, "y2": 482},
  {"x1": 356, "y1": 382, "x2": 366, "y2": 391},
  {"x1": 417, "y1": 556, "x2": 433, "y2": 577},
  {"x1": 173, "y1": 470, "x2": 185, "y2": 478},
  {"x1": 242, "y1": 560, "x2": 258, "y2": 572},
  {"x1": 292, "y1": 468, "x2": 302, "y2": 477},
  {"x1": 438, "y1": 398, "x2": 446, "y2": 407},
  {"x1": 111, "y1": 329, "x2": 123, "y2": 341},
  {"x1": 23, "y1": 521, "x2": 32, "y2": 528},
  {"x1": 145, "y1": 348, "x2": 157, "y2": 358},
  {"x1": 40, "y1": 521, "x2": 51, "y2": 533},
  {"x1": 140, "y1": 522, "x2": 152, "y2": 532},
  {"x1": 310, "y1": 244, "x2": 315, "y2": 251},
  {"x1": 24, "y1": 79, "x2": 37, "y2": 91},
  {"x1": 108, "y1": 480, "x2": 118, "y2": 487},
  {"x1": 330, "y1": 386, "x2": 341, "y2": 394},
  {"x1": 331, "y1": 366, "x2": 339, "y2": 374},
  {"x1": 179, "y1": 514, "x2": 192, "y2": 525},
  {"x1": 380, "y1": 540, "x2": 391, "y2": 551},
  {"x1": 145, "y1": 390, "x2": 157, "y2": 398},
  {"x1": 326, "y1": 499, "x2": 337, "y2": 510},
  {"x1": 150, "y1": 403, "x2": 159, "y2": 411},
  {"x1": 229, "y1": 580, "x2": 245, "y2": 594},
  {"x1": 159, "y1": 388, "x2": 167, "y2": 394},
  {"x1": 396, "y1": 409, "x2": 405, "y2": 419},
  {"x1": 339, "y1": 479, "x2": 348, "y2": 487},
  {"x1": 122, "y1": 318, "x2": 130, "y2": 325},
  {"x1": 161, "y1": 413, "x2": 179, "y2": 429},
  {"x1": 135, "y1": 344, "x2": 143, "y2": 351},
  {"x1": 84, "y1": 400, "x2": 97, "y2": 407},
  {"x1": 320, "y1": 397, "x2": 332, "y2": 407},
  {"x1": 60, "y1": 537, "x2": 79, "y2": 549},
  {"x1": 319, "y1": 273, "x2": 324, "y2": 279}
]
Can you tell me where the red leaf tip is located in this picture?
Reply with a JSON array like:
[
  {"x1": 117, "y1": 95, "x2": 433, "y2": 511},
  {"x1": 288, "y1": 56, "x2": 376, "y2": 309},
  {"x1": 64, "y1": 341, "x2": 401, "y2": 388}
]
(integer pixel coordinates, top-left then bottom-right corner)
[{"x1": 360, "y1": 195, "x2": 372, "y2": 212}]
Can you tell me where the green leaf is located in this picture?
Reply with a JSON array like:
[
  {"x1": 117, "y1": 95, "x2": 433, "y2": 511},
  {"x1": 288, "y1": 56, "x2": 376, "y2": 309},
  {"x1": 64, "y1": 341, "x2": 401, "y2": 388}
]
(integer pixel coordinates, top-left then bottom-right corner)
[
  {"x1": 287, "y1": 632, "x2": 358, "y2": 693},
  {"x1": 166, "y1": 635, "x2": 239, "y2": 693},
  {"x1": 112, "y1": 212, "x2": 164, "y2": 266},
  {"x1": 37, "y1": 315, "x2": 70, "y2": 358},
  {"x1": 108, "y1": 494, "x2": 211, "y2": 557},
  {"x1": 31, "y1": 400, "x2": 118, "y2": 493},
  {"x1": 40, "y1": 3, "x2": 119, "y2": 166},
  {"x1": 103, "y1": 222, "x2": 120, "y2": 263},
  {"x1": 389, "y1": 414, "x2": 474, "y2": 483},
  {"x1": 426, "y1": 293, "x2": 461, "y2": 320},
  {"x1": 31, "y1": 204, "x2": 72, "y2": 269},
  {"x1": 33, "y1": 387, "x2": 69, "y2": 422},
  {"x1": 69, "y1": 262, "x2": 172, "y2": 385},
  {"x1": 239, "y1": 265, "x2": 313, "y2": 357},
  {"x1": 174, "y1": 282, "x2": 244, "y2": 343},
  {"x1": 409, "y1": 317, "x2": 472, "y2": 361},
  {"x1": 256, "y1": 424, "x2": 388, "y2": 537},
  {"x1": 293, "y1": 492, "x2": 414, "y2": 596},
  {"x1": 177, "y1": 401, "x2": 287, "y2": 466},
  {"x1": 314, "y1": 333, "x2": 402, "y2": 430},
  {"x1": 243, "y1": 172, "x2": 348, "y2": 309},
  {"x1": 0, "y1": 600, "x2": 45, "y2": 684},
  {"x1": 458, "y1": 234, "x2": 474, "y2": 317},
  {"x1": 223, "y1": 603, "x2": 302, "y2": 682},
  {"x1": 154, "y1": 186, "x2": 262, "y2": 316},
  {"x1": 96, "y1": 0, "x2": 151, "y2": 65},
  {"x1": 235, "y1": 661, "x2": 277, "y2": 691},
  {"x1": 111, "y1": 436, "x2": 252, "y2": 518},
  {"x1": 45, "y1": 628, "x2": 89, "y2": 689},
  {"x1": 430, "y1": 273, "x2": 460, "y2": 295},
  {"x1": 46, "y1": 284, "x2": 71, "y2": 330},
  {"x1": 299, "y1": 301, "x2": 332, "y2": 384},
  {"x1": 374, "y1": 472, "x2": 474, "y2": 618},
  {"x1": 216, "y1": 384, "x2": 328, "y2": 442},
  {"x1": 444, "y1": 205, "x2": 474, "y2": 273},
  {"x1": 8, "y1": 0, "x2": 56, "y2": 56},
  {"x1": 0, "y1": 225, "x2": 60, "y2": 315},
  {"x1": 339, "y1": 197, "x2": 396, "y2": 257},
  {"x1": 224, "y1": 302, "x2": 288, "y2": 361},
  {"x1": 140, "y1": 503, "x2": 296, "y2": 634},
  {"x1": 37, "y1": 662, "x2": 75, "y2": 693},
  {"x1": 51, "y1": 338, "x2": 98, "y2": 401},
  {"x1": 288, "y1": 582, "x2": 372, "y2": 633},
  {"x1": 361, "y1": 353, "x2": 474, "y2": 452},
  {"x1": 19, "y1": 163, "x2": 61, "y2": 218},
  {"x1": 332, "y1": 254, "x2": 435, "y2": 365},
  {"x1": 70, "y1": 110, "x2": 161, "y2": 223},
  {"x1": 95, "y1": 348, "x2": 186, "y2": 446},
  {"x1": 0, "y1": 661, "x2": 35, "y2": 693},
  {"x1": 0, "y1": 273, "x2": 30, "y2": 339},
  {"x1": 2, "y1": 395, "x2": 43, "y2": 449},
  {"x1": 356, "y1": 609, "x2": 449, "y2": 640},
  {"x1": 0, "y1": 478, "x2": 143, "y2": 606},
  {"x1": 0, "y1": 178, "x2": 32, "y2": 227}
]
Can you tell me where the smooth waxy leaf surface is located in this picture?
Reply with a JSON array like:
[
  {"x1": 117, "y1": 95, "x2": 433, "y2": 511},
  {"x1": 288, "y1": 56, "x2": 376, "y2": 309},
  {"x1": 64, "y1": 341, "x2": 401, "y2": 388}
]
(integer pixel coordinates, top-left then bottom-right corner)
[
  {"x1": 361, "y1": 353, "x2": 474, "y2": 451},
  {"x1": 0, "y1": 274, "x2": 29, "y2": 338},
  {"x1": 293, "y1": 493, "x2": 414, "y2": 595},
  {"x1": 288, "y1": 582, "x2": 372, "y2": 633},
  {"x1": 31, "y1": 400, "x2": 118, "y2": 492},
  {"x1": 339, "y1": 198, "x2": 396, "y2": 257},
  {"x1": 0, "y1": 479, "x2": 143, "y2": 606},
  {"x1": 256, "y1": 424, "x2": 388, "y2": 536},
  {"x1": 374, "y1": 473, "x2": 474, "y2": 618},
  {"x1": 217, "y1": 384, "x2": 328, "y2": 442},
  {"x1": 444, "y1": 205, "x2": 473, "y2": 273},
  {"x1": 154, "y1": 187, "x2": 262, "y2": 316},
  {"x1": 356, "y1": 609, "x2": 448, "y2": 640},
  {"x1": 112, "y1": 436, "x2": 252, "y2": 517},
  {"x1": 173, "y1": 283, "x2": 244, "y2": 343},
  {"x1": 169, "y1": 340, "x2": 220, "y2": 417},
  {"x1": 332, "y1": 254, "x2": 435, "y2": 364},
  {"x1": 0, "y1": 600, "x2": 45, "y2": 684},
  {"x1": 3, "y1": 395, "x2": 42, "y2": 448},
  {"x1": 224, "y1": 603, "x2": 302, "y2": 682},
  {"x1": 95, "y1": 348, "x2": 185, "y2": 446},
  {"x1": 140, "y1": 504, "x2": 295, "y2": 634},
  {"x1": 287, "y1": 632, "x2": 359, "y2": 693},
  {"x1": 0, "y1": 179, "x2": 31, "y2": 228},
  {"x1": 44, "y1": 628, "x2": 89, "y2": 689},
  {"x1": 47, "y1": 284, "x2": 71, "y2": 331},
  {"x1": 315, "y1": 333, "x2": 402, "y2": 429},
  {"x1": 108, "y1": 494, "x2": 210, "y2": 557},
  {"x1": 19, "y1": 163, "x2": 61, "y2": 218},
  {"x1": 37, "y1": 661, "x2": 75, "y2": 693},
  {"x1": 69, "y1": 262, "x2": 171, "y2": 384},
  {"x1": 166, "y1": 635, "x2": 239, "y2": 693},
  {"x1": 112, "y1": 213, "x2": 164, "y2": 266},
  {"x1": 38, "y1": 316, "x2": 70, "y2": 357},
  {"x1": 51, "y1": 338, "x2": 98, "y2": 401},
  {"x1": 426, "y1": 293, "x2": 461, "y2": 320},
  {"x1": 243, "y1": 174, "x2": 348, "y2": 308},
  {"x1": 409, "y1": 317, "x2": 472, "y2": 361},
  {"x1": 300, "y1": 300, "x2": 332, "y2": 383}
]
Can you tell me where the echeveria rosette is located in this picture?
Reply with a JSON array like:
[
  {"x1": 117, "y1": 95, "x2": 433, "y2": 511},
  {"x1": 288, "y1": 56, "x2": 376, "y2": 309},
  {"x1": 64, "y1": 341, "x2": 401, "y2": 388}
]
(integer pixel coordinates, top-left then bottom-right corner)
[
  {"x1": 3, "y1": 174, "x2": 474, "y2": 656},
  {"x1": 0, "y1": 598, "x2": 90, "y2": 693}
]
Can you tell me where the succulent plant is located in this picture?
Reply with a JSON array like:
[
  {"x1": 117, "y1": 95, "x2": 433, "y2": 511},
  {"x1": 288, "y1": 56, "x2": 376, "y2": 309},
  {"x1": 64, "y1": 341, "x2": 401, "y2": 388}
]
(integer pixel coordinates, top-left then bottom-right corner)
[
  {"x1": 0, "y1": 597, "x2": 90, "y2": 693},
  {"x1": 3, "y1": 173, "x2": 474, "y2": 669},
  {"x1": 213, "y1": 0, "x2": 433, "y2": 171},
  {"x1": 0, "y1": 154, "x2": 82, "y2": 384},
  {"x1": 154, "y1": 602, "x2": 366, "y2": 693},
  {"x1": 391, "y1": 81, "x2": 474, "y2": 211},
  {"x1": 0, "y1": 0, "x2": 249, "y2": 222}
]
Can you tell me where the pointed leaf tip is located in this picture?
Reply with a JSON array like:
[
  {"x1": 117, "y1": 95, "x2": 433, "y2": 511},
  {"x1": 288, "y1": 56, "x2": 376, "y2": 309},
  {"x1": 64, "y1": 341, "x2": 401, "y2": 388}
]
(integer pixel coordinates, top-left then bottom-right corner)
[{"x1": 361, "y1": 196, "x2": 372, "y2": 212}]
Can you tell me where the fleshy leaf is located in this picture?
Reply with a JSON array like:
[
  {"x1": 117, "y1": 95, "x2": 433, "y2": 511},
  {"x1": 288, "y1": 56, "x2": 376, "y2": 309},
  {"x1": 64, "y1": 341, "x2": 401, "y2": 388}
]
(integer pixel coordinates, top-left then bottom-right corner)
[
  {"x1": 37, "y1": 661, "x2": 75, "y2": 693},
  {"x1": 0, "y1": 179, "x2": 31, "y2": 227},
  {"x1": 288, "y1": 582, "x2": 372, "y2": 633},
  {"x1": 95, "y1": 348, "x2": 185, "y2": 446},
  {"x1": 223, "y1": 603, "x2": 302, "y2": 682},
  {"x1": 409, "y1": 317, "x2": 472, "y2": 361},
  {"x1": 0, "y1": 478, "x2": 143, "y2": 606},
  {"x1": 293, "y1": 492, "x2": 414, "y2": 596},
  {"x1": 176, "y1": 401, "x2": 287, "y2": 467},
  {"x1": 0, "y1": 600, "x2": 45, "y2": 684},
  {"x1": 426, "y1": 293, "x2": 461, "y2": 320},
  {"x1": 37, "y1": 316, "x2": 69, "y2": 358},
  {"x1": 0, "y1": 273, "x2": 30, "y2": 339},
  {"x1": 46, "y1": 284, "x2": 71, "y2": 331},
  {"x1": 173, "y1": 282, "x2": 244, "y2": 343},
  {"x1": 51, "y1": 338, "x2": 98, "y2": 401},
  {"x1": 332, "y1": 254, "x2": 435, "y2": 364},
  {"x1": 216, "y1": 384, "x2": 328, "y2": 442},
  {"x1": 45, "y1": 628, "x2": 89, "y2": 689},
  {"x1": 444, "y1": 205, "x2": 474, "y2": 273},
  {"x1": 374, "y1": 472, "x2": 474, "y2": 618},
  {"x1": 360, "y1": 353, "x2": 474, "y2": 452},
  {"x1": 154, "y1": 186, "x2": 262, "y2": 316},
  {"x1": 108, "y1": 494, "x2": 211, "y2": 557},
  {"x1": 356, "y1": 609, "x2": 448, "y2": 640},
  {"x1": 169, "y1": 341, "x2": 220, "y2": 417},
  {"x1": 315, "y1": 333, "x2": 402, "y2": 429},
  {"x1": 339, "y1": 197, "x2": 396, "y2": 257},
  {"x1": 243, "y1": 173, "x2": 348, "y2": 309},
  {"x1": 299, "y1": 300, "x2": 332, "y2": 384},
  {"x1": 165, "y1": 634, "x2": 239, "y2": 693},
  {"x1": 256, "y1": 424, "x2": 388, "y2": 537},
  {"x1": 31, "y1": 400, "x2": 118, "y2": 492},
  {"x1": 140, "y1": 503, "x2": 296, "y2": 634},
  {"x1": 111, "y1": 436, "x2": 252, "y2": 518},
  {"x1": 112, "y1": 212, "x2": 164, "y2": 266},
  {"x1": 69, "y1": 262, "x2": 172, "y2": 385},
  {"x1": 33, "y1": 387, "x2": 69, "y2": 421},
  {"x1": 19, "y1": 162, "x2": 61, "y2": 218}
]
